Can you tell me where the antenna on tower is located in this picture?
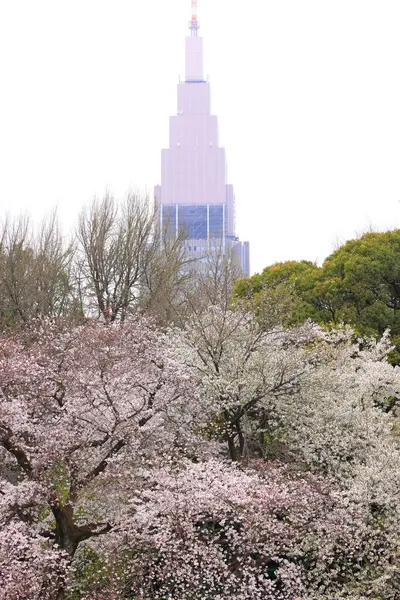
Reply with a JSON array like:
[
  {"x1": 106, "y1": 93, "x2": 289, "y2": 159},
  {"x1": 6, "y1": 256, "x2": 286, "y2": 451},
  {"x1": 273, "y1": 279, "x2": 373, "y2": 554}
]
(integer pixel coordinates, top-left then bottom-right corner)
[{"x1": 189, "y1": 0, "x2": 200, "y2": 36}]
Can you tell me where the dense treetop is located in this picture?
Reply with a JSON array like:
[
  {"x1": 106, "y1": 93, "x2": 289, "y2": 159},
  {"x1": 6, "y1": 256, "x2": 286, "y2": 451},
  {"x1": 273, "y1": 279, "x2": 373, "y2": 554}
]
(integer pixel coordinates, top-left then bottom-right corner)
[{"x1": 235, "y1": 229, "x2": 400, "y2": 362}]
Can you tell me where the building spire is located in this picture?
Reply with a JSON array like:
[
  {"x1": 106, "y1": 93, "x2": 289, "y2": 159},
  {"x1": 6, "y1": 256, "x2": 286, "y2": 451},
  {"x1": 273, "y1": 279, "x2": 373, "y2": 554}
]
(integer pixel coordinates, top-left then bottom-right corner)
[{"x1": 189, "y1": 0, "x2": 200, "y2": 36}]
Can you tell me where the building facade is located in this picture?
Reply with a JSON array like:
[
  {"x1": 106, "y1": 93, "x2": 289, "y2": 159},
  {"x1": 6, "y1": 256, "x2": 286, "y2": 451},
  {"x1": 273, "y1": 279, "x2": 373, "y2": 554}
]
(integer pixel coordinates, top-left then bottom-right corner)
[{"x1": 154, "y1": 1, "x2": 249, "y2": 276}]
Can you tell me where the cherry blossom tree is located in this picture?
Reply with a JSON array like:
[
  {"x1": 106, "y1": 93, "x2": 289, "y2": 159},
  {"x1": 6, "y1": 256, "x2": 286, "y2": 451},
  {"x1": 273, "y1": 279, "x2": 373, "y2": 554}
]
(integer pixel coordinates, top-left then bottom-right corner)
[
  {"x1": 0, "y1": 318, "x2": 199, "y2": 599},
  {"x1": 69, "y1": 459, "x2": 399, "y2": 600},
  {"x1": 172, "y1": 306, "x2": 400, "y2": 475},
  {"x1": 169, "y1": 304, "x2": 327, "y2": 461},
  {"x1": 0, "y1": 522, "x2": 69, "y2": 600},
  {"x1": 2, "y1": 311, "x2": 400, "y2": 599},
  {"x1": 169, "y1": 306, "x2": 400, "y2": 598}
]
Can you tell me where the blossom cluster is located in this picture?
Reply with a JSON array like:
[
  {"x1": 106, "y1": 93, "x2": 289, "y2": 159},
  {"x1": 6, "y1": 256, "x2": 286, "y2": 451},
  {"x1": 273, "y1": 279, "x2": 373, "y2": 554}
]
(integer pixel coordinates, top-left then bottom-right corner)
[{"x1": 1, "y1": 312, "x2": 400, "y2": 599}]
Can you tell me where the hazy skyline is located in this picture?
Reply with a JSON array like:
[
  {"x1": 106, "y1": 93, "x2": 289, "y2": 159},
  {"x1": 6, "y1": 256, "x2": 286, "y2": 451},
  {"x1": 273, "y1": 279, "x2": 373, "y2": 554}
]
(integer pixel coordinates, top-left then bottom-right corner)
[{"x1": 0, "y1": 0, "x2": 399, "y2": 274}]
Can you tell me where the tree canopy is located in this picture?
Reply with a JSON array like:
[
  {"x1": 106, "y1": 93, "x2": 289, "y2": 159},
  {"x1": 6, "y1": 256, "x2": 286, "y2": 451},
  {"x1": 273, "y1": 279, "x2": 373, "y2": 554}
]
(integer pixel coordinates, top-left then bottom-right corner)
[
  {"x1": 235, "y1": 230, "x2": 400, "y2": 362},
  {"x1": 2, "y1": 309, "x2": 400, "y2": 599}
]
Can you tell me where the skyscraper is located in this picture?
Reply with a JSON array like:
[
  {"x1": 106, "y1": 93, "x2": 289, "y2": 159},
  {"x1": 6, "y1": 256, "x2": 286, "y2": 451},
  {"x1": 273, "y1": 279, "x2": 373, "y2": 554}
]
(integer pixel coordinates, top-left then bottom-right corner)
[{"x1": 154, "y1": 1, "x2": 250, "y2": 276}]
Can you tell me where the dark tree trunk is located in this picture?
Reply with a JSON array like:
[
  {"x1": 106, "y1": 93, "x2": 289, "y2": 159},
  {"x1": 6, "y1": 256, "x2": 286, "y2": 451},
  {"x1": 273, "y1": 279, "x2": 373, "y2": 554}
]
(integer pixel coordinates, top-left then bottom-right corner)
[
  {"x1": 236, "y1": 421, "x2": 245, "y2": 458},
  {"x1": 52, "y1": 503, "x2": 112, "y2": 556},
  {"x1": 227, "y1": 434, "x2": 237, "y2": 461},
  {"x1": 52, "y1": 505, "x2": 80, "y2": 557},
  {"x1": 51, "y1": 504, "x2": 112, "y2": 600},
  {"x1": 56, "y1": 588, "x2": 66, "y2": 600}
]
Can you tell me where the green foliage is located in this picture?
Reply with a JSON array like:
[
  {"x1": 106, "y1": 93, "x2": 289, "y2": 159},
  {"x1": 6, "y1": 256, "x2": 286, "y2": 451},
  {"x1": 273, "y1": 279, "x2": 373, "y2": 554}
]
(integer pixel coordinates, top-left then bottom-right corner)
[
  {"x1": 66, "y1": 546, "x2": 110, "y2": 600},
  {"x1": 46, "y1": 460, "x2": 71, "y2": 507},
  {"x1": 234, "y1": 230, "x2": 400, "y2": 363},
  {"x1": 66, "y1": 546, "x2": 138, "y2": 600},
  {"x1": 235, "y1": 260, "x2": 322, "y2": 327}
]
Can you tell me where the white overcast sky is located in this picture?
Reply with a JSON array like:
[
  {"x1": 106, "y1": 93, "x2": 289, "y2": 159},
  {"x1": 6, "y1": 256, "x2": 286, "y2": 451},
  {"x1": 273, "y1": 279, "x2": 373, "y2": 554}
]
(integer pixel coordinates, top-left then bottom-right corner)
[{"x1": 0, "y1": 0, "x2": 399, "y2": 274}]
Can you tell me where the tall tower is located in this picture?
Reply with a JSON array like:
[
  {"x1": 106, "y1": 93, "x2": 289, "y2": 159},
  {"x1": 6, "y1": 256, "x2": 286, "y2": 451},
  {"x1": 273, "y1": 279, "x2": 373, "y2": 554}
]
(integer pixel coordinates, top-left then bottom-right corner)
[{"x1": 154, "y1": 1, "x2": 250, "y2": 276}]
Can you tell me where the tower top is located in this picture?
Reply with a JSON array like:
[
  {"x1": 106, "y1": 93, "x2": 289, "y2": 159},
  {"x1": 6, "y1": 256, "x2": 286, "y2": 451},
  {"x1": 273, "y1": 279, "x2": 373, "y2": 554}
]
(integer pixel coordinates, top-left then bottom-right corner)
[{"x1": 189, "y1": 0, "x2": 200, "y2": 36}]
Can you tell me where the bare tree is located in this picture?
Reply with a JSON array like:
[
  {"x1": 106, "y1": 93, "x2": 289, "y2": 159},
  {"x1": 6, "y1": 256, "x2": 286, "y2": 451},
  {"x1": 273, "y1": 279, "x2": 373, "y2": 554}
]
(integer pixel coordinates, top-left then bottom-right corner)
[
  {"x1": 176, "y1": 241, "x2": 244, "y2": 327},
  {"x1": 77, "y1": 193, "x2": 152, "y2": 321},
  {"x1": 0, "y1": 212, "x2": 74, "y2": 327},
  {"x1": 139, "y1": 232, "x2": 191, "y2": 327},
  {"x1": 77, "y1": 192, "x2": 189, "y2": 323}
]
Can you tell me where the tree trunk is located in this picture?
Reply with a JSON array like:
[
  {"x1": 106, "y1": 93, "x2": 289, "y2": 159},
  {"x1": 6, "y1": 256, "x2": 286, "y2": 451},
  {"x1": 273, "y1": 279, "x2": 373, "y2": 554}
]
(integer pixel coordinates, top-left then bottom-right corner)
[
  {"x1": 236, "y1": 421, "x2": 245, "y2": 458},
  {"x1": 56, "y1": 588, "x2": 66, "y2": 600},
  {"x1": 52, "y1": 505, "x2": 79, "y2": 557},
  {"x1": 227, "y1": 434, "x2": 237, "y2": 462}
]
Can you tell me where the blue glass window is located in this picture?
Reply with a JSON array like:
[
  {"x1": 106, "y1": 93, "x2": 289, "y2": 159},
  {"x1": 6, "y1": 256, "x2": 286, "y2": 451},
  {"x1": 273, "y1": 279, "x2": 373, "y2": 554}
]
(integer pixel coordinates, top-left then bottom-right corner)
[
  {"x1": 178, "y1": 205, "x2": 207, "y2": 239},
  {"x1": 161, "y1": 206, "x2": 176, "y2": 238},
  {"x1": 209, "y1": 205, "x2": 224, "y2": 238},
  {"x1": 161, "y1": 204, "x2": 226, "y2": 240}
]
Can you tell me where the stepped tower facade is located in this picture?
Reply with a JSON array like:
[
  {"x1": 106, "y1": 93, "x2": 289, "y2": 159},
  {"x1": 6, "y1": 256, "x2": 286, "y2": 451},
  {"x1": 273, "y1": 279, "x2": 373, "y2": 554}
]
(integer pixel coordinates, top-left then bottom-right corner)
[{"x1": 154, "y1": 1, "x2": 250, "y2": 275}]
